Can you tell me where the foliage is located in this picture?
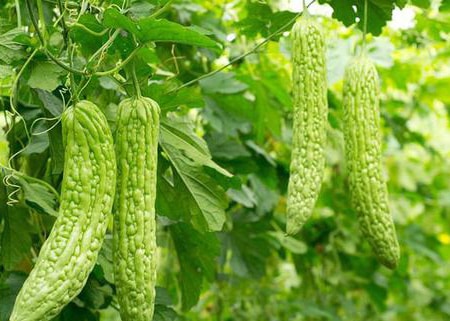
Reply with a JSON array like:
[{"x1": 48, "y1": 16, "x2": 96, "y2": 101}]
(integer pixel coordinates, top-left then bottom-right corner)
[{"x1": 1, "y1": 0, "x2": 450, "y2": 321}]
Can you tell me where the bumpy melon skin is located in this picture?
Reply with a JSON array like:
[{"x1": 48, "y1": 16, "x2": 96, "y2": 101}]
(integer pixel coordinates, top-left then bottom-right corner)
[
  {"x1": 9, "y1": 101, "x2": 116, "y2": 321},
  {"x1": 286, "y1": 14, "x2": 328, "y2": 235},
  {"x1": 113, "y1": 96, "x2": 160, "y2": 321},
  {"x1": 342, "y1": 56, "x2": 400, "y2": 269}
]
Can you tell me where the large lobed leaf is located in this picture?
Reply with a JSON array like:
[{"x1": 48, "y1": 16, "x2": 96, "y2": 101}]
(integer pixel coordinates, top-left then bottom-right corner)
[
  {"x1": 158, "y1": 116, "x2": 231, "y2": 232},
  {"x1": 103, "y1": 8, "x2": 220, "y2": 49},
  {"x1": 319, "y1": 0, "x2": 406, "y2": 36}
]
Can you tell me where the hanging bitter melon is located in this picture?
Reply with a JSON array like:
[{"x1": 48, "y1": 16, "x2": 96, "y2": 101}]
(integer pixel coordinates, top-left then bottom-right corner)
[
  {"x1": 113, "y1": 96, "x2": 160, "y2": 321},
  {"x1": 9, "y1": 100, "x2": 116, "y2": 321},
  {"x1": 342, "y1": 56, "x2": 400, "y2": 269},
  {"x1": 286, "y1": 12, "x2": 328, "y2": 235}
]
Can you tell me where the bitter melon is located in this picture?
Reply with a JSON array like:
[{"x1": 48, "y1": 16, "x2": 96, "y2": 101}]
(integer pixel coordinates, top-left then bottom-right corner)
[
  {"x1": 113, "y1": 96, "x2": 160, "y2": 321},
  {"x1": 9, "y1": 100, "x2": 116, "y2": 321},
  {"x1": 286, "y1": 12, "x2": 328, "y2": 235},
  {"x1": 342, "y1": 56, "x2": 400, "y2": 269}
]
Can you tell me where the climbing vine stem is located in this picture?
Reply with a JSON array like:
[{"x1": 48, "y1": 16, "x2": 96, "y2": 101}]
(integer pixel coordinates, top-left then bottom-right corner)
[
  {"x1": 362, "y1": 0, "x2": 368, "y2": 55},
  {"x1": 169, "y1": 0, "x2": 316, "y2": 94}
]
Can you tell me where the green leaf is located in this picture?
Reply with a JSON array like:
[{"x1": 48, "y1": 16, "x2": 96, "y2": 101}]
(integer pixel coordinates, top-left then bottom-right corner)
[
  {"x1": 227, "y1": 185, "x2": 257, "y2": 208},
  {"x1": 235, "y1": 3, "x2": 296, "y2": 39},
  {"x1": 203, "y1": 96, "x2": 253, "y2": 137},
  {"x1": 206, "y1": 133, "x2": 251, "y2": 160},
  {"x1": 440, "y1": 1, "x2": 450, "y2": 11},
  {"x1": 57, "y1": 303, "x2": 97, "y2": 321},
  {"x1": 170, "y1": 223, "x2": 220, "y2": 310},
  {"x1": 404, "y1": 225, "x2": 442, "y2": 263},
  {"x1": 35, "y1": 90, "x2": 65, "y2": 175},
  {"x1": 69, "y1": 14, "x2": 109, "y2": 56},
  {"x1": 324, "y1": 0, "x2": 395, "y2": 36},
  {"x1": 0, "y1": 168, "x2": 9, "y2": 220},
  {"x1": 422, "y1": 76, "x2": 450, "y2": 104},
  {"x1": 0, "y1": 207, "x2": 34, "y2": 270},
  {"x1": 35, "y1": 89, "x2": 63, "y2": 117},
  {"x1": 21, "y1": 123, "x2": 50, "y2": 156},
  {"x1": 4, "y1": 169, "x2": 59, "y2": 217},
  {"x1": 78, "y1": 278, "x2": 113, "y2": 310},
  {"x1": 268, "y1": 11, "x2": 298, "y2": 34},
  {"x1": 248, "y1": 174, "x2": 279, "y2": 216},
  {"x1": 235, "y1": 2, "x2": 273, "y2": 37},
  {"x1": 200, "y1": 72, "x2": 248, "y2": 94},
  {"x1": 128, "y1": 2, "x2": 156, "y2": 19},
  {"x1": 144, "y1": 85, "x2": 204, "y2": 111},
  {"x1": 365, "y1": 282, "x2": 388, "y2": 310},
  {"x1": 325, "y1": 0, "x2": 356, "y2": 27},
  {"x1": 155, "y1": 171, "x2": 181, "y2": 222},
  {"x1": 96, "y1": 238, "x2": 115, "y2": 284},
  {"x1": 20, "y1": 180, "x2": 58, "y2": 216},
  {"x1": 160, "y1": 117, "x2": 230, "y2": 232},
  {"x1": 161, "y1": 116, "x2": 232, "y2": 177},
  {"x1": 0, "y1": 28, "x2": 26, "y2": 64},
  {"x1": 0, "y1": 273, "x2": 27, "y2": 320},
  {"x1": 411, "y1": 0, "x2": 431, "y2": 8},
  {"x1": 155, "y1": 287, "x2": 174, "y2": 306},
  {"x1": 0, "y1": 65, "x2": 13, "y2": 96},
  {"x1": 225, "y1": 216, "x2": 273, "y2": 278},
  {"x1": 0, "y1": 18, "x2": 15, "y2": 33},
  {"x1": 268, "y1": 231, "x2": 308, "y2": 254},
  {"x1": 0, "y1": 65, "x2": 14, "y2": 80},
  {"x1": 240, "y1": 75, "x2": 282, "y2": 141},
  {"x1": 103, "y1": 8, "x2": 219, "y2": 49},
  {"x1": 299, "y1": 300, "x2": 341, "y2": 320},
  {"x1": 28, "y1": 61, "x2": 66, "y2": 91},
  {"x1": 153, "y1": 305, "x2": 178, "y2": 321},
  {"x1": 0, "y1": 171, "x2": 35, "y2": 271}
]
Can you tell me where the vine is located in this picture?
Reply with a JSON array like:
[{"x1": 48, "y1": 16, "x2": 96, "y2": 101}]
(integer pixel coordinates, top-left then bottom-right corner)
[
  {"x1": 169, "y1": 0, "x2": 317, "y2": 93},
  {"x1": 362, "y1": 0, "x2": 369, "y2": 55},
  {"x1": 149, "y1": 0, "x2": 175, "y2": 19}
]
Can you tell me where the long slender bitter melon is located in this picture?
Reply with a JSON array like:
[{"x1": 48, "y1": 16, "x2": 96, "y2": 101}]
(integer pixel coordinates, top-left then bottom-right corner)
[
  {"x1": 342, "y1": 56, "x2": 400, "y2": 269},
  {"x1": 286, "y1": 12, "x2": 328, "y2": 235},
  {"x1": 113, "y1": 96, "x2": 160, "y2": 321},
  {"x1": 9, "y1": 100, "x2": 116, "y2": 321}
]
